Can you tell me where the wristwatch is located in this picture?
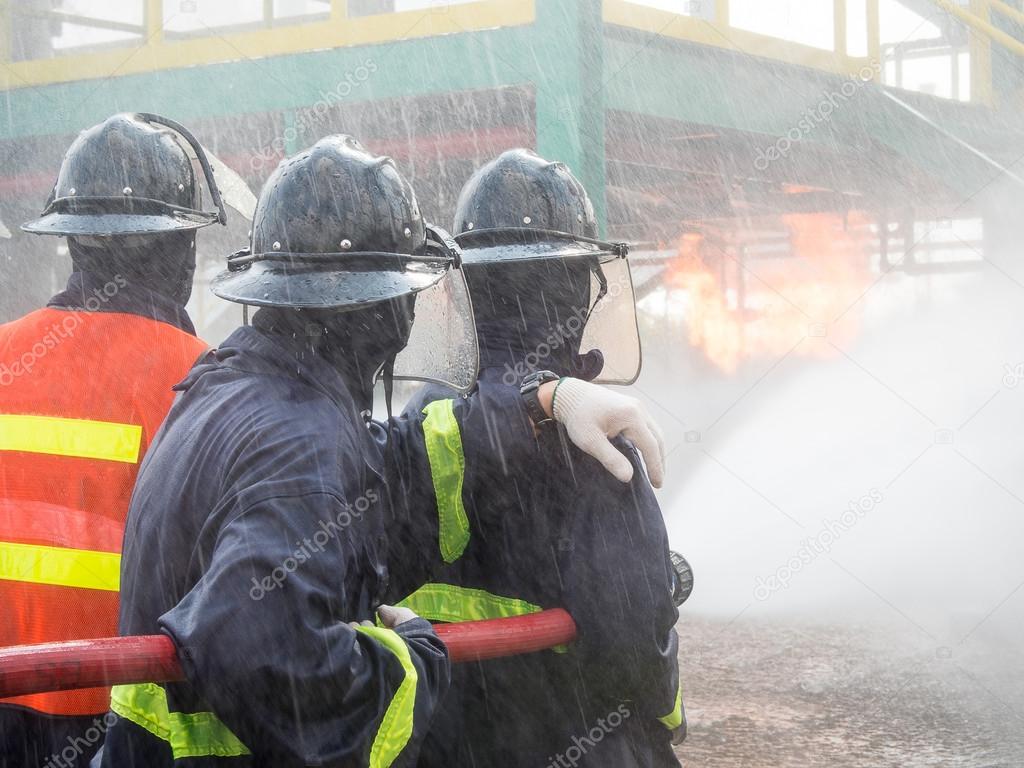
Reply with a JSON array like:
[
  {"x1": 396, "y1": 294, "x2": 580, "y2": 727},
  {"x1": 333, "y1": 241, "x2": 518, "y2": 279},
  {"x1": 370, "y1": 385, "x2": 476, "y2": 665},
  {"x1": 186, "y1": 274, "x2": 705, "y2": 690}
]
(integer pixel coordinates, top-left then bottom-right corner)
[{"x1": 519, "y1": 370, "x2": 560, "y2": 427}]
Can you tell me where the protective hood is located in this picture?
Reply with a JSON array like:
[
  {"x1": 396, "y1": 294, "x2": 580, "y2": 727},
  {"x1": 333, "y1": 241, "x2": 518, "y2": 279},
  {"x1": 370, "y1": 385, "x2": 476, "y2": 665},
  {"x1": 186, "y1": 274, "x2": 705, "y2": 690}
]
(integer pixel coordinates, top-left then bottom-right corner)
[{"x1": 457, "y1": 230, "x2": 641, "y2": 385}]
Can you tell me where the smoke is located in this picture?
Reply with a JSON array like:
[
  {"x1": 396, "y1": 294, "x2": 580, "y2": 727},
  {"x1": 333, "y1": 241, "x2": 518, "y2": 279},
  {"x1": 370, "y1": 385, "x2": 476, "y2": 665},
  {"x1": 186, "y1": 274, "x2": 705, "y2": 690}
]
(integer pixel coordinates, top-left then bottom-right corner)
[{"x1": 645, "y1": 199, "x2": 1024, "y2": 658}]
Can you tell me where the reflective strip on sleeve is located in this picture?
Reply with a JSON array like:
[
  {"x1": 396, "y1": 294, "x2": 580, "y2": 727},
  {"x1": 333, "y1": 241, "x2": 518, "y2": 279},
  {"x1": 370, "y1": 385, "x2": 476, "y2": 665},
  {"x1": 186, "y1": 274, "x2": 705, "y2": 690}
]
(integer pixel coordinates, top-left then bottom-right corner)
[
  {"x1": 0, "y1": 414, "x2": 142, "y2": 464},
  {"x1": 354, "y1": 625, "x2": 418, "y2": 768},
  {"x1": 397, "y1": 583, "x2": 542, "y2": 623},
  {"x1": 0, "y1": 540, "x2": 120, "y2": 591},
  {"x1": 397, "y1": 584, "x2": 570, "y2": 653},
  {"x1": 420, "y1": 400, "x2": 470, "y2": 564},
  {"x1": 657, "y1": 684, "x2": 684, "y2": 730},
  {"x1": 110, "y1": 682, "x2": 250, "y2": 759}
]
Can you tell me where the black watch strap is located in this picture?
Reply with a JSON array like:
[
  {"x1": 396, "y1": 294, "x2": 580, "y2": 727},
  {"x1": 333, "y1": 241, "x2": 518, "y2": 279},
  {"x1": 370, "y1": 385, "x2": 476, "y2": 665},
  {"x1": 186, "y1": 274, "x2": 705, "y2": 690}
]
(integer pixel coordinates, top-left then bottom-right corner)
[{"x1": 520, "y1": 370, "x2": 560, "y2": 426}]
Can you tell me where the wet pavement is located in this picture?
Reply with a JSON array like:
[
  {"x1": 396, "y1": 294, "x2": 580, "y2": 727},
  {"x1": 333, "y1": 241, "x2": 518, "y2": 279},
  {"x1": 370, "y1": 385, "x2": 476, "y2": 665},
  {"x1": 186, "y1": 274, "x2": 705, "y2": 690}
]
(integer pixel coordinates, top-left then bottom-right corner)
[{"x1": 674, "y1": 616, "x2": 1024, "y2": 767}]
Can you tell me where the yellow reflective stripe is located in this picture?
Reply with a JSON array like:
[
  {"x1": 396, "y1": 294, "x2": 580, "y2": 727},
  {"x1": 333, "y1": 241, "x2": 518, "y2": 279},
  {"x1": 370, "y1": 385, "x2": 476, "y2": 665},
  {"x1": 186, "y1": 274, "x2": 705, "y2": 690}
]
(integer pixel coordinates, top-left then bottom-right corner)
[
  {"x1": 398, "y1": 583, "x2": 542, "y2": 623},
  {"x1": 111, "y1": 683, "x2": 250, "y2": 759},
  {"x1": 354, "y1": 625, "x2": 418, "y2": 768},
  {"x1": 0, "y1": 414, "x2": 142, "y2": 464},
  {"x1": 398, "y1": 584, "x2": 570, "y2": 653},
  {"x1": 0, "y1": 540, "x2": 120, "y2": 591},
  {"x1": 420, "y1": 400, "x2": 469, "y2": 564},
  {"x1": 657, "y1": 683, "x2": 683, "y2": 730}
]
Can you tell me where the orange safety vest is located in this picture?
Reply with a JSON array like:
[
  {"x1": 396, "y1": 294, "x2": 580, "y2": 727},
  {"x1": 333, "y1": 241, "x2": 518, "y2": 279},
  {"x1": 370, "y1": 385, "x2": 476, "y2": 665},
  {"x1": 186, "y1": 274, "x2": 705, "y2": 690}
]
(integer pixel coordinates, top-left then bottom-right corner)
[{"x1": 0, "y1": 306, "x2": 208, "y2": 716}]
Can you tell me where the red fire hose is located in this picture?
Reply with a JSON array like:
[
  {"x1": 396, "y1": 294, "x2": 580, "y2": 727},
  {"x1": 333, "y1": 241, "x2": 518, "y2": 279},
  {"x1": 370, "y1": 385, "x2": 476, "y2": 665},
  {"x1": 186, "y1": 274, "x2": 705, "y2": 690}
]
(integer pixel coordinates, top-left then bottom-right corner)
[{"x1": 0, "y1": 609, "x2": 576, "y2": 699}]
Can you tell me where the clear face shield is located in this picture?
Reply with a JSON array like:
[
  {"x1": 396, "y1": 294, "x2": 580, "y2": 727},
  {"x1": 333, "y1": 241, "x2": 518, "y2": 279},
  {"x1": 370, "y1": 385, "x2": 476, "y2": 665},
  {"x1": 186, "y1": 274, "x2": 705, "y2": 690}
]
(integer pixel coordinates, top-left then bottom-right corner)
[
  {"x1": 456, "y1": 228, "x2": 642, "y2": 385},
  {"x1": 388, "y1": 225, "x2": 479, "y2": 393},
  {"x1": 213, "y1": 226, "x2": 479, "y2": 393},
  {"x1": 580, "y1": 254, "x2": 642, "y2": 385}
]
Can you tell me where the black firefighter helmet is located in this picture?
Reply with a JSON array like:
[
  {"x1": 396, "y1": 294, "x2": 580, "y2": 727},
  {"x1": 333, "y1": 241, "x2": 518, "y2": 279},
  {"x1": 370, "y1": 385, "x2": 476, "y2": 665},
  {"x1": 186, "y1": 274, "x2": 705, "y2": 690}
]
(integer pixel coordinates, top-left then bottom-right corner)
[
  {"x1": 22, "y1": 112, "x2": 227, "y2": 237},
  {"x1": 213, "y1": 135, "x2": 478, "y2": 391},
  {"x1": 453, "y1": 148, "x2": 641, "y2": 384},
  {"x1": 214, "y1": 134, "x2": 449, "y2": 309}
]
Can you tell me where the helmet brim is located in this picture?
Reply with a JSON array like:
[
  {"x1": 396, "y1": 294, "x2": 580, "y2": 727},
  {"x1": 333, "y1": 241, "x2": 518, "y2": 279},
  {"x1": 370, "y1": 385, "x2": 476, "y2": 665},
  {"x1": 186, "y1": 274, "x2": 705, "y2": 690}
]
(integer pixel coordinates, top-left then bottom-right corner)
[
  {"x1": 210, "y1": 257, "x2": 449, "y2": 309},
  {"x1": 457, "y1": 235, "x2": 622, "y2": 266},
  {"x1": 21, "y1": 210, "x2": 216, "y2": 237}
]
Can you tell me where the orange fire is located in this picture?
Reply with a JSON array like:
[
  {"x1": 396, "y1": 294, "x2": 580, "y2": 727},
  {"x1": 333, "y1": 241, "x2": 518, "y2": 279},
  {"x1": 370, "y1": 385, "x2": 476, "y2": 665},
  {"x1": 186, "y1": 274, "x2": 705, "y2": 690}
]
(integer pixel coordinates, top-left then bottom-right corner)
[{"x1": 667, "y1": 212, "x2": 873, "y2": 374}]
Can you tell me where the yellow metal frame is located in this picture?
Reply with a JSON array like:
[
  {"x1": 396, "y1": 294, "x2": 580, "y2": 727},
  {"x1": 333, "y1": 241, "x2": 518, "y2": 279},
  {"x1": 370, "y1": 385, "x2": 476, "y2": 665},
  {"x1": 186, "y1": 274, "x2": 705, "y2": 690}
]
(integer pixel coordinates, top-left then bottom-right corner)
[
  {"x1": 603, "y1": 0, "x2": 877, "y2": 79},
  {"x1": 933, "y1": 0, "x2": 1024, "y2": 58},
  {"x1": 929, "y1": 0, "x2": 1024, "y2": 106},
  {"x1": 0, "y1": 0, "x2": 535, "y2": 91}
]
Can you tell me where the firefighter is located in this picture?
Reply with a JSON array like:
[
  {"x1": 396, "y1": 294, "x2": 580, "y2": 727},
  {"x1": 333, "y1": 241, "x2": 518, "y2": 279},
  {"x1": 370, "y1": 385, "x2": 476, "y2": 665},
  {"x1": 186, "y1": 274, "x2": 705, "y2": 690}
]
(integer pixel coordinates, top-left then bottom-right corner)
[
  {"x1": 0, "y1": 113, "x2": 227, "y2": 767},
  {"x1": 400, "y1": 149, "x2": 684, "y2": 767},
  {"x1": 99, "y1": 136, "x2": 666, "y2": 767}
]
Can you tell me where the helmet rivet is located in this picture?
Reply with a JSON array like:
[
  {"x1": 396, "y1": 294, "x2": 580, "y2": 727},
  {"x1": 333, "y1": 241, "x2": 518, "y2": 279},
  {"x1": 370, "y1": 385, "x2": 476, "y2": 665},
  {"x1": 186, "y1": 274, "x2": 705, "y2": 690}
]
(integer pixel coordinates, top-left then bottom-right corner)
[
  {"x1": 467, "y1": 222, "x2": 474, "y2": 230},
  {"x1": 523, "y1": 216, "x2": 532, "y2": 224},
  {"x1": 340, "y1": 239, "x2": 352, "y2": 250},
  {"x1": 178, "y1": 183, "x2": 185, "y2": 192},
  {"x1": 246, "y1": 230, "x2": 252, "y2": 238},
  {"x1": 272, "y1": 241, "x2": 281, "y2": 250},
  {"x1": 404, "y1": 227, "x2": 412, "y2": 238},
  {"x1": 69, "y1": 188, "x2": 76, "y2": 195},
  {"x1": 123, "y1": 187, "x2": 133, "y2": 195},
  {"x1": 577, "y1": 213, "x2": 583, "y2": 222}
]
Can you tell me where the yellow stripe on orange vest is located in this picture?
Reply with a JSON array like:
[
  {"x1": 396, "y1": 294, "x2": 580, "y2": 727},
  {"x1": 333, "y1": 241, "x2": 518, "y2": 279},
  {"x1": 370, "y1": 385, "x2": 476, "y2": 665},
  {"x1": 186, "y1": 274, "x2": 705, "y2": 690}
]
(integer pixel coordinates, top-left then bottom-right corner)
[
  {"x1": 0, "y1": 540, "x2": 121, "y2": 591},
  {"x1": 0, "y1": 414, "x2": 142, "y2": 464}
]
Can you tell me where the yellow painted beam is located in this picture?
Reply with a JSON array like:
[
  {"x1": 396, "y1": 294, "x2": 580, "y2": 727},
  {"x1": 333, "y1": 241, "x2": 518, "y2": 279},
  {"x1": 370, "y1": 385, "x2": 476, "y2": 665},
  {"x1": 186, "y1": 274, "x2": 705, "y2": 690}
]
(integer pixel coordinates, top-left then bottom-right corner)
[
  {"x1": 715, "y1": 0, "x2": 729, "y2": 27},
  {"x1": 933, "y1": 0, "x2": 1024, "y2": 58},
  {"x1": 0, "y1": 0, "x2": 533, "y2": 91},
  {"x1": 835, "y1": 0, "x2": 848, "y2": 57},
  {"x1": 867, "y1": 0, "x2": 881, "y2": 69},
  {"x1": 990, "y1": 0, "x2": 1024, "y2": 29},
  {"x1": 966, "y1": 0, "x2": 995, "y2": 105},
  {"x1": 145, "y1": 0, "x2": 163, "y2": 44}
]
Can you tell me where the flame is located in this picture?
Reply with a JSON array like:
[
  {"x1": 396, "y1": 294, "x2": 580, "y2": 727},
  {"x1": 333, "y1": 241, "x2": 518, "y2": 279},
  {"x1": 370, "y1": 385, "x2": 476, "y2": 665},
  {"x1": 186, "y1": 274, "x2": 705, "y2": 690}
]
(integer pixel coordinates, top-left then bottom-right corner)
[{"x1": 667, "y1": 213, "x2": 873, "y2": 374}]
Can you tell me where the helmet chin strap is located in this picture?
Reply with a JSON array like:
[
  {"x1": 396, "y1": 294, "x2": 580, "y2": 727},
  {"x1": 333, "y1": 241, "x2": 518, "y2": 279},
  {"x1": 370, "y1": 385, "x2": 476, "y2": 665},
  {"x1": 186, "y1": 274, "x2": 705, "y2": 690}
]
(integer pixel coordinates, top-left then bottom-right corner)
[
  {"x1": 382, "y1": 354, "x2": 396, "y2": 423},
  {"x1": 381, "y1": 353, "x2": 400, "y2": 502},
  {"x1": 583, "y1": 262, "x2": 609, "y2": 327}
]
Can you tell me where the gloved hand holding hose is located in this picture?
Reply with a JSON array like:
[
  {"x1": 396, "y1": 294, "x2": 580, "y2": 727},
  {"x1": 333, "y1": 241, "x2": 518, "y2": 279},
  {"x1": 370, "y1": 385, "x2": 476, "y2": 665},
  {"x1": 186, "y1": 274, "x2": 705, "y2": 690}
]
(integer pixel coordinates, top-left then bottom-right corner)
[
  {"x1": 536, "y1": 378, "x2": 665, "y2": 488},
  {"x1": 377, "y1": 604, "x2": 419, "y2": 628}
]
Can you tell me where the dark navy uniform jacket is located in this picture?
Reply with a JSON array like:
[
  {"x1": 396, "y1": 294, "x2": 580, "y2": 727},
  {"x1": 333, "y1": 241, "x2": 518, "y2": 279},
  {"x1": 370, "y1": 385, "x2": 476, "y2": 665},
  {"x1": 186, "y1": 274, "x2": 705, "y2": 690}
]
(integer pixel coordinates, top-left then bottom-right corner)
[
  {"x1": 399, "y1": 366, "x2": 682, "y2": 768},
  {"x1": 100, "y1": 326, "x2": 544, "y2": 768}
]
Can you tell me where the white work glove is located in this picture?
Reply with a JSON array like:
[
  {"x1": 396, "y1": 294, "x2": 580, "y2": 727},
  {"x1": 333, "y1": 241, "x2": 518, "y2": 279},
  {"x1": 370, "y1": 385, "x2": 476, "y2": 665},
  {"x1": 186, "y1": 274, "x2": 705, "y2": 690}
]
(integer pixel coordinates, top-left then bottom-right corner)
[
  {"x1": 551, "y1": 378, "x2": 665, "y2": 488},
  {"x1": 377, "y1": 604, "x2": 419, "y2": 629}
]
